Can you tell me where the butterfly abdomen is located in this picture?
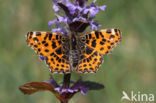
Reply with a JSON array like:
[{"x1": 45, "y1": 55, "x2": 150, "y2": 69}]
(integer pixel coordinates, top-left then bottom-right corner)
[{"x1": 70, "y1": 50, "x2": 79, "y2": 67}]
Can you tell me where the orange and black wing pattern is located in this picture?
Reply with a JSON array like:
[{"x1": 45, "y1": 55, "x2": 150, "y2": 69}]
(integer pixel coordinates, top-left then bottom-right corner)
[
  {"x1": 76, "y1": 47, "x2": 103, "y2": 73},
  {"x1": 83, "y1": 29, "x2": 121, "y2": 54},
  {"x1": 27, "y1": 31, "x2": 70, "y2": 74},
  {"x1": 77, "y1": 29, "x2": 121, "y2": 73}
]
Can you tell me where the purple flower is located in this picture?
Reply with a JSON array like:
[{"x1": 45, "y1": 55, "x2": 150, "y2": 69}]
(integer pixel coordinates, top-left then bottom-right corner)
[
  {"x1": 49, "y1": 0, "x2": 106, "y2": 33},
  {"x1": 44, "y1": 77, "x2": 104, "y2": 95},
  {"x1": 55, "y1": 80, "x2": 88, "y2": 95},
  {"x1": 20, "y1": 1, "x2": 108, "y2": 103},
  {"x1": 19, "y1": 75, "x2": 104, "y2": 103},
  {"x1": 44, "y1": 78, "x2": 89, "y2": 95}
]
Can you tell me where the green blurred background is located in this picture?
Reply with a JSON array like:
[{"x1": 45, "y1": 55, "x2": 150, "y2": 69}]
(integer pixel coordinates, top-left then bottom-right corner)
[{"x1": 0, "y1": 0, "x2": 156, "y2": 103}]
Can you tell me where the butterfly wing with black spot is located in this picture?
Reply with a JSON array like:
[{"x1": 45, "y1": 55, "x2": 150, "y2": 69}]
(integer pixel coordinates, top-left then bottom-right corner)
[
  {"x1": 76, "y1": 46, "x2": 103, "y2": 73},
  {"x1": 76, "y1": 29, "x2": 121, "y2": 73},
  {"x1": 81, "y1": 29, "x2": 121, "y2": 54},
  {"x1": 27, "y1": 31, "x2": 70, "y2": 73}
]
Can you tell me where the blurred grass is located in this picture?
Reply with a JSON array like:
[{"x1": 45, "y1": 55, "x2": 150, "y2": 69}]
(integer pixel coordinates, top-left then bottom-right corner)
[{"x1": 0, "y1": 0, "x2": 156, "y2": 103}]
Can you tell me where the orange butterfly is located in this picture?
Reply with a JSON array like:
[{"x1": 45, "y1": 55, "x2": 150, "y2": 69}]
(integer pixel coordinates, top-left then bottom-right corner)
[{"x1": 27, "y1": 29, "x2": 121, "y2": 74}]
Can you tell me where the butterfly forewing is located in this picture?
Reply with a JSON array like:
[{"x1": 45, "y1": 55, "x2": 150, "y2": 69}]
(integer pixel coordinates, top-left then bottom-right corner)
[
  {"x1": 26, "y1": 31, "x2": 71, "y2": 74},
  {"x1": 80, "y1": 29, "x2": 121, "y2": 54}
]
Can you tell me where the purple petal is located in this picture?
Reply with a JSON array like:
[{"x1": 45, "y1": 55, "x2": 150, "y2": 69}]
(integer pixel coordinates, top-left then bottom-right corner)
[
  {"x1": 61, "y1": 89, "x2": 67, "y2": 93},
  {"x1": 53, "y1": 4, "x2": 60, "y2": 12},
  {"x1": 99, "y1": 5, "x2": 106, "y2": 11},
  {"x1": 52, "y1": 0, "x2": 60, "y2": 12},
  {"x1": 54, "y1": 87, "x2": 61, "y2": 91},
  {"x1": 65, "y1": 2, "x2": 76, "y2": 14},
  {"x1": 54, "y1": 85, "x2": 78, "y2": 94},
  {"x1": 52, "y1": 26, "x2": 68, "y2": 35},
  {"x1": 48, "y1": 19, "x2": 57, "y2": 27},
  {"x1": 58, "y1": 0, "x2": 68, "y2": 3},
  {"x1": 90, "y1": 23, "x2": 97, "y2": 30},
  {"x1": 83, "y1": 9, "x2": 89, "y2": 14},
  {"x1": 68, "y1": 89, "x2": 74, "y2": 93},
  {"x1": 90, "y1": 21, "x2": 101, "y2": 30},
  {"x1": 76, "y1": 6, "x2": 83, "y2": 12},
  {"x1": 56, "y1": 15, "x2": 64, "y2": 22},
  {"x1": 61, "y1": 89, "x2": 68, "y2": 93},
  {"x1": 59, "y1": 88, "x2": 78, "y2": 94},
  {"x1": 39, "y1": 55, "x2": 45, "y2": 61},
  {"x1": 80, "y1": 87, "x2": 89, "y2": 95},
  {"x1": 72, "y1": 15, "x2": 87, "y2": 22},
  {"x1": 92, "y1": 21, "x2": 102, "y2": 27},
  {"x1": 98, "y1": 24, "x2": 102, "y2": 27},
  {"x1": 52, "y1": 28, "x2": 61, "y2": 32},
  {"x1": 65, "y1": 1, "x2": 83, "y2": 14},
  {"x1": 60, "y1": 26, "x2": 68, "y2": 34},
  {"x1": 55, "y1": 22, "x2": 60, "y2": 28},
  {"x1": 71, "y1": 80, "x2": 89, "y2": 95},
  {"x1": 69, "y1": 88, "x2": 79, "y2": 93},
  {"x1": 56, "y1": 15, "x2": 68, "y2": 24},
  {"x1": 89, "y1": 7, "x2": 99, "y2": 17},
  {"x1": 83, "y1": 6, "x2": 99, "y2": 18}
]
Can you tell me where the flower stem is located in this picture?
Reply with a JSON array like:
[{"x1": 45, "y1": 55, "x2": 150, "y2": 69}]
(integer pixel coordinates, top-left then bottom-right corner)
[
  {"x1": 62, "y1": 74, "x2": 71, "y2": 89},
  {"x1": 60, "y1": 74, "x2": 71, "y2": 103}
]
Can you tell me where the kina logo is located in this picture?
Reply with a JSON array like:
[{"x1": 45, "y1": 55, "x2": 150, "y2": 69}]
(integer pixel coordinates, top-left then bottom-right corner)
[{"x1": 121, "y1": 91, "x2": 154, "y2": 102}]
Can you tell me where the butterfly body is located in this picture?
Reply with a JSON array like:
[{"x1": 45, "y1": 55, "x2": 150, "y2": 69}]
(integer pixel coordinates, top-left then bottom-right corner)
[
  {"x1": 27, "y1": 29, "x2": 121, "y2": 74},
  {"x1": 68, "y1": 33, "x2": 80, "y2": 71}
]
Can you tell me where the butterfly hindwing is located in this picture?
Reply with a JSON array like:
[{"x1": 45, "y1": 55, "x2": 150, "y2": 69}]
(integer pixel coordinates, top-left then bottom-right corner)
[
  {"x1": 76, "y1": 47, "x2": 103, "y2": 73},
  {"x1": 45, "y1": 46, "x2": 71, "y2": 73},
  {"x1": 27, "y1": 31, "x2": 71, "y2": 74}
]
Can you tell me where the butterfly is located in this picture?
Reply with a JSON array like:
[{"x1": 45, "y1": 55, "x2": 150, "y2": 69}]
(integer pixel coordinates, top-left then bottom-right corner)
[{"x1": 26, "y1": 29, "x2": 121, "y2": 74}]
